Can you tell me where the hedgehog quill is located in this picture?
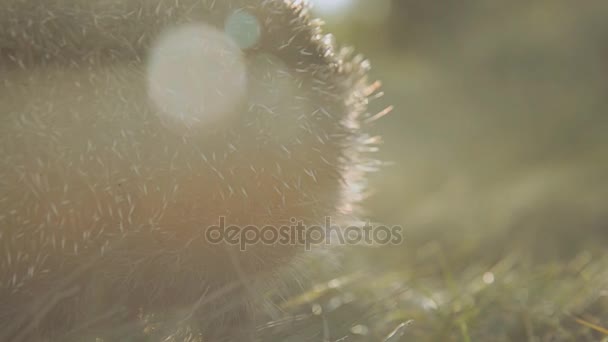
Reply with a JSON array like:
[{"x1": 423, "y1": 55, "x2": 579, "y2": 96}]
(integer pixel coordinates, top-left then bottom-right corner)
[{"x1": 0, "y1": 0, "x2": 387, "y2": 340}]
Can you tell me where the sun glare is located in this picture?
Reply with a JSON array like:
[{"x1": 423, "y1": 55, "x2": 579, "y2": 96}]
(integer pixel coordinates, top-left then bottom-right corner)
[{"x1": 310, "y1": 0, "x2": 354, "y2": 15}]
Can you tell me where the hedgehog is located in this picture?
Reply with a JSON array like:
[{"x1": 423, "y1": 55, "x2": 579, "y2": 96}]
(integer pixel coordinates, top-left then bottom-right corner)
[{"x1": 0, "y1": 0, "x2": 384, "y2": 340}]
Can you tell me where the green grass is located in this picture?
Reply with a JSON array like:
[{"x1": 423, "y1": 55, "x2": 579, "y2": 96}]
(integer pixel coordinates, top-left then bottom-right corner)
[{"x1": 257, "y1": 231, "x2": 608, "y2": 341}]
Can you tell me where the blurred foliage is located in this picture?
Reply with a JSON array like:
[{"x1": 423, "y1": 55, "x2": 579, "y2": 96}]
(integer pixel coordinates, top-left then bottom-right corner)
[{"x1": 260, "y1": 1, "x2": 608, "y2": 341}]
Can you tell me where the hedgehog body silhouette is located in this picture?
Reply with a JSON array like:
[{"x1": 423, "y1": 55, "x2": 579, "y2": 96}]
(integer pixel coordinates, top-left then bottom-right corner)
[{"x1": 0, "y1": 1, "x2": 382, "y2": 340}]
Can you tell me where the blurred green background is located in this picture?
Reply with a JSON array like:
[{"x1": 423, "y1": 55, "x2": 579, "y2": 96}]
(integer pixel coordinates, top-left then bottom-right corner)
[{"x1": 263, "y1": 1, "x2": 608, "y2": 341}]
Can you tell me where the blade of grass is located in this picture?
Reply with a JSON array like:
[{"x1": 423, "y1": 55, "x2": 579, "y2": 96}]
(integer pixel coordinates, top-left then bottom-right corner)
[{"x1": 574, "y1": 317, "x2": 608, "y2": 336}]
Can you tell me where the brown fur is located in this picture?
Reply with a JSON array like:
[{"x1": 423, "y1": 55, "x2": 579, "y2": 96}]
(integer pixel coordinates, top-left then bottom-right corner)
[{"x1": 0, "y1": 1, "x2": 379, "y2": 340}]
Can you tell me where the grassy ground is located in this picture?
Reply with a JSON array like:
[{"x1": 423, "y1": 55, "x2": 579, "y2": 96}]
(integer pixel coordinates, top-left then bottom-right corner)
[
  {"x1": 257, "y1": 170, "x2": 608, "y2": 341},
  {"x1": 258, "y1": 246, "x2": 608, "y2": 341}
]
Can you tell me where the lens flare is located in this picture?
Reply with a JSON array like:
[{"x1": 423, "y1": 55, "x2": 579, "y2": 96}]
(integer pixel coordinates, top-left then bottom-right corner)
[
  {"x1": 147, "y1": 24, "x2": 247, "y2": 129},
  {"x1": 225, "y1": 10, "x2": 261, "y2": 49},
  {"x1": 310, "y1": 0, "x2": 353, "y2": 15}
]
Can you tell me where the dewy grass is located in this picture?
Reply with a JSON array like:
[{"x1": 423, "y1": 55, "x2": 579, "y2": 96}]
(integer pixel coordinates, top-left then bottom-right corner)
[{"x1": 256, "y1": 241, "x2": 608, "y2": 341}]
